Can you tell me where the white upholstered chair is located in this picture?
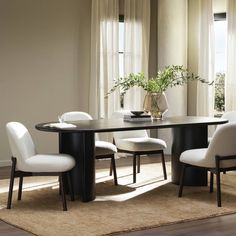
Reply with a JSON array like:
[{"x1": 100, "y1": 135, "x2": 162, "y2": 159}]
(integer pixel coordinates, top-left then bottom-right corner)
[
  {"x1": 178, "y1": 123, "x2": 236, "y2": 207},
  {"x1": 6, "y1": 122, "x2": 75, "y2": 211},
  {"x1": 112, "y1": 110, "x2": 167, "y2": 183},
  {"x1": 61, "y1": 111, "x2": 118, "y2": 185},
  {"x1": 208, "y1": 111, "x2": 236, "y2": 143},
  {"x1": 220, "y1": 111, "x2": 236, "y2": 123}
]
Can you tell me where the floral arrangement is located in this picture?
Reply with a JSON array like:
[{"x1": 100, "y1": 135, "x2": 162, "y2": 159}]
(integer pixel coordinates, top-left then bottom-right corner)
[{"x1": 106, "y1": 65, "x2": 213, "y2": 97}]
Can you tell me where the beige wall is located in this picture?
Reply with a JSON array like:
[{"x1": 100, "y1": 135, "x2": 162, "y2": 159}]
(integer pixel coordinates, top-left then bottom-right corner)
[
  {"x1": 187, "y1": 0, "x2": 199, "y2": 116},
  {"x1": 157, "y1": 0, "x2": 188, "y2": 154},
  {"x1": 0, "y1": 0, "x2": 91, "y2": 165},
  {"x1": 149, "y1": 0, "x2": 158, "y2": 78},
  {"x1": 158, "y1": 0, "x2": 187, "y2": 116}
]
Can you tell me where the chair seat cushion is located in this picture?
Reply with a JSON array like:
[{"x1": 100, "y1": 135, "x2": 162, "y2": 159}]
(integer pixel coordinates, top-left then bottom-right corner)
[
  {"x1": 95, "y1": 141, "x2": 117, "y2": 156},
  {"x1": 18, "y1": 154, "x2": 75, "y2": 172},
  {"x1": 180, "y1": 148, "x2": 208, "y2": 167},
  {"x1": 180, "y1": 148, "x2": 236, "y2": 168},
  {"x1": 116, "y1": 137, "x2": 167, "y2": 152}
]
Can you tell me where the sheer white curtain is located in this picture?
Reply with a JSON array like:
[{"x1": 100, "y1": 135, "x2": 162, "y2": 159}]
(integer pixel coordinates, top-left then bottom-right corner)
[
  {"x1": 196, "y1": 0, "x2": 215, "y2": 116},
  {"x1": 123, "y1": 0, "x2": 150, "y2": 110},
  {"x1": 90, "y1": 0, "x2": 120, "y2": 119},
  {"x1": 226, "y1": 0, "x2": 236, "y2": 111}
]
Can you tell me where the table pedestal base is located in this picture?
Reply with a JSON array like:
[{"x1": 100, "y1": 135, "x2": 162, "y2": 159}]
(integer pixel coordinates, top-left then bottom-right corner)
[
  {"x1": 171, "y1": 125, "x2": 208, "y2": 186},
  {"x1": 59, "y1": 132, "x2": 95, "y2": 202}
]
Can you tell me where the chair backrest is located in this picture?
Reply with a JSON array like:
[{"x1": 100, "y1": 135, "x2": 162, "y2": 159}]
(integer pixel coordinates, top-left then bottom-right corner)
[
  {"x1": 61, "y1": 111, "x2": 99, "y2": 140},
  {"x1": 222, "y1": 111, "x2": 236, "y2": 123},
  {"x1": 215, "y1": 111, "x2": 236, "y2": 132},
  {"x1": 6, "y1": 122, "x2": 37, "y2": 163},
  {"x1": 205, "y1": 123, "x2": 236, "y2": 167},
  {"x1": 61, "y1": 111, "x2": 93, "y2": 122},
  {"x1": 112, "y1": 110, "x2": 148, "y2": 140}
]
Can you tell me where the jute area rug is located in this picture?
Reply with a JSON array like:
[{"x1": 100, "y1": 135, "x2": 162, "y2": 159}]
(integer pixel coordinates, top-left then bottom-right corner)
[{"x1": 0, "y1": 161, "x2": 236, "y2": 236}]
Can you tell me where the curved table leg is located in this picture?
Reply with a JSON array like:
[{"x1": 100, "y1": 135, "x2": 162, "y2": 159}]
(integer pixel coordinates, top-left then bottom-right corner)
[
  {"x1": 59, "y1": 132, "x2": 95, "y2": 202},
  {"x1": 171, "y1": 125, "x2": 208, "y2": 186}
]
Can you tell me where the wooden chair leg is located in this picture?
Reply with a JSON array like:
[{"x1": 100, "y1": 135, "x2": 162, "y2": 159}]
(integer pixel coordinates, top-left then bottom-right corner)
[
  {"x1": 67, "y1": 172, "x2": 74, "y2": 201},
  {"x1": 178, "y1": 164, "x2": 186, "y2": 197},
  {"x1": 133, "y1": 154, "x2": 137, "y2": 183},
  {"x1": 216, "y1": 171, "x2": 221, "y2": 207},
  {"x1": 109, "y1": 159, "x2": 113, "y2": 176},
  {"x1": 7, "y1": 157, "x2": 16, "y2": 209},
  {"x1": 215, "y1": 156, "x2": 221, "y2": 207},
  {"x1": 111, "y1": 155, "x2": 118, "y2": 186},
  {"x1": 17, "y1": 176, "x2": 23, "y2": 200},
  {"x1": 161, "y1": 151, "x2": 167, "y2": 180},
  {"x1": 210, "y1": 171, "x2": 214, "y2": 193},
  {"x1": 137, "y1": 155, "x2": 140, "y2": 173},
  {"x1": 59, "y1": 173, "x2": 67, "y2": 211}
]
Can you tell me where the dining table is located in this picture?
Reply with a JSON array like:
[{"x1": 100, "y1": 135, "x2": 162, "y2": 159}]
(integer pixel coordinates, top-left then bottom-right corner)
[{"x1": 35, "y1": 116, "x2": 227, "y2": 202}]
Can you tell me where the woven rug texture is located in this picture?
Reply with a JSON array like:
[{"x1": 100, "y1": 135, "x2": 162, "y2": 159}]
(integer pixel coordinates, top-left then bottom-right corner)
[{"x1": 0, "y1": 161, "x2": 236, "y2": 236}]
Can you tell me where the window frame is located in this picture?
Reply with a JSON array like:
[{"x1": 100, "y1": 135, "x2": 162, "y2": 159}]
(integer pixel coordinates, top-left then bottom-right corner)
[{"x1": 119, "y1": 15, "x2": 124, "y2": 108}]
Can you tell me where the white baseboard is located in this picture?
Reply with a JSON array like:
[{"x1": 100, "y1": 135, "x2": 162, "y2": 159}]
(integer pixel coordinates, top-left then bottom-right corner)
[{"x1": 0, "y1": 160, "x2": 11, "y2": 167}]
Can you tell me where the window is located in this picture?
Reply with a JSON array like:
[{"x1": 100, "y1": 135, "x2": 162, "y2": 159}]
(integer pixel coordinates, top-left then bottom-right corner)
[
  {"x1": 214, "y1": 13, "x2": 226, "y2": 116},
  {"x1": 119, "y1": 15, "x2": 124, "y2": 108}
]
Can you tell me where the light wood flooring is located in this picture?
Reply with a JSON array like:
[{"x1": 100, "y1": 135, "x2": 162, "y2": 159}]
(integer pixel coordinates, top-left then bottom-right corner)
[{"x1": 1, "y1": 156, "x2": 236, "y2": 236}]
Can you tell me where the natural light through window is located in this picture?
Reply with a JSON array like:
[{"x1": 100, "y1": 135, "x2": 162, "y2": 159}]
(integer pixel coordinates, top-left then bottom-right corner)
[{"x1": 214, "y1": 15, "x2": 227, "y2": 116}]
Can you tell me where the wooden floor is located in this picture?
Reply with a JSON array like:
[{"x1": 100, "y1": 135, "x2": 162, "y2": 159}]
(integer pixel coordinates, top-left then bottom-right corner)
[
  {"x1": 120, "y1": 214, "x2": 236, "y2": 236},
  {"x1": 1, "y1": 157, "x2": 236, "y2": 236}
]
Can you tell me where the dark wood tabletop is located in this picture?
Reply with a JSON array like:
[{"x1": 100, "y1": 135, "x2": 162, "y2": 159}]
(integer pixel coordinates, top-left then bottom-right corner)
[{"x1": 36, "y1": 116, "x2": 228, "y2": 133}]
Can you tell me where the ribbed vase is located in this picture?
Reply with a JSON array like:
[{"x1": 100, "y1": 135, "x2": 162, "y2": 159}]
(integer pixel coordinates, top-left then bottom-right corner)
[{"x1": 143, "y1": 92, "x2": 168, "y2": 119}]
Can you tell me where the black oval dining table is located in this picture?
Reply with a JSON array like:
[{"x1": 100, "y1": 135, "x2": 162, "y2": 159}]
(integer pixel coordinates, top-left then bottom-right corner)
[{"x1": 35, "y1": 116, "x2": 227, "y2": 202}]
